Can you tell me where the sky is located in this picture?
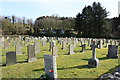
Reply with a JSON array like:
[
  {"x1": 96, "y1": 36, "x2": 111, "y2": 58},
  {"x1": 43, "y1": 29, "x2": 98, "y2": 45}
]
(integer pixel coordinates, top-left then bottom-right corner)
[{"x1": 0, "y1": 0, "x2": 120, "y2": 21}]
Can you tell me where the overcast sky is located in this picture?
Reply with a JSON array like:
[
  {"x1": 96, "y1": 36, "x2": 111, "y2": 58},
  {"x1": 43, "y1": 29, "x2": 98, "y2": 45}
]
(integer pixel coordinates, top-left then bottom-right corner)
[{"x1": 0, "y1": 0, "x2": 120, "y2": 21}]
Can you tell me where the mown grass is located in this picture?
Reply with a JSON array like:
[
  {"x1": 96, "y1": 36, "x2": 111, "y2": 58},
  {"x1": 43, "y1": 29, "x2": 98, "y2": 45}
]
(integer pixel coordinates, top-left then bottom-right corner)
[{"x1": 0, "y1": 40, "x2": 120, "y2": 79}]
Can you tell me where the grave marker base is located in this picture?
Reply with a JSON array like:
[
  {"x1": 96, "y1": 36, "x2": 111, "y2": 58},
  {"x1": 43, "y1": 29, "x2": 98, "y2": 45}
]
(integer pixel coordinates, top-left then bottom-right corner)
[{"x1": 88, "y1": 58, "x2": 99, "y2": 68}]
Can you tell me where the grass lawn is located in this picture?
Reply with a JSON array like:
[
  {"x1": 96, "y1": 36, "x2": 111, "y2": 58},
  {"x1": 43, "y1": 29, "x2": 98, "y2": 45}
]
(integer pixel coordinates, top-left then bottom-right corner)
[{"x1": 1, "y1": 40, "x2": 120, "y2": 79}]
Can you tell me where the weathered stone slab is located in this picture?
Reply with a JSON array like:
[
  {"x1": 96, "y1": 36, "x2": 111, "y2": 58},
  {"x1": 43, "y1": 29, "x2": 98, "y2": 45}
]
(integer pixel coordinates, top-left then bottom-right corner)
[
  {"x1": 15, "y1": 43, "x2": 22, "y2": 55},
  {"x1": 44, "y1": 54, "x2": 57, "y2": 79},
  {"x1": 68, "y1": 44, "x2": 74, "y2": 55},
  {"x1": 27, "y1": 45, "x2": 37, "y2": 62}
]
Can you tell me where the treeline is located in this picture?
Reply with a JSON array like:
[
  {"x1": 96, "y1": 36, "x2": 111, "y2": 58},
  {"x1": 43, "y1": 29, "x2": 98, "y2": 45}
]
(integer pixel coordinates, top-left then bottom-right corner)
[
  {"x1": 0, "y1": 16, "x2": 33, "y2": 35},
  {"x1": 0, "y1": 2, "x2": 120, "y2": 38},
  {"x1": 34, "y1": 16, "x2": 74, "y2": 33}
]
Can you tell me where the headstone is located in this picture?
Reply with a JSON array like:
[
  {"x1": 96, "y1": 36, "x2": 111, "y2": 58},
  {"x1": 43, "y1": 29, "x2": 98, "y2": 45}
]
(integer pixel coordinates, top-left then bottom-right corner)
[
  {"x1": 34, "y1": 40, "x2": 40, "y2": 53},
  {"x1": 88, "y1": 39, "x2": 91, "y2": 46},
  {"x1": 97, "y1": 40, "x2": 102, "y2": 49},
  {"x1": 49, "y1": 40, "x2": 56, "y2": 51},
  {"x1": 67, "y1": 38, "x2": 71, "y2": 45},
  {"x1": 114, "y1": 40, "x2": 118, "y2": 45},
  {"x1": 42, "y1": 36, "x2": 47, "y2": 46},
  {"x1": 6, "y1": 51, "x2": 16, "y2": 66},
  {"x1": 81, "y1": 44, "x2": 86, "y2": 52},
  {"x1": 44, "y1": 54, "x2": 57, "y2": 79},
  {"x1": 52, "y1": 46, "x2": 58, "y2": 56},
  {"x1": 27, "y1": 45, "x2": 37, "y2": 62},
  {"x1": 68, "y1": 44, "x2": 74, "y2": 55},
  {"x1": 110, "y1": 40, "x2": 113, "y2": 45},
  {"x1": 107, "y1": 45, "x2": 119, "y2": 58},
  {"x1": 15, "y1": 43, "x2": 22, "y2": 55},
  {"x1": 62, "y1": 40, "x2": 66, "y2": 49},
  {"x1": 88, "y1": 41, "x2": 100, "y2": 68}
]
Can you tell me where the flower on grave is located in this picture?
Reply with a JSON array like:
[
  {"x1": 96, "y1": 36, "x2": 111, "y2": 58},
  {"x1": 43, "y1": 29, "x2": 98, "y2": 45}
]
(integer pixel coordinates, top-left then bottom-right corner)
[{"x1": 49, "y1": 70, "x2": 54, "y2": 72}]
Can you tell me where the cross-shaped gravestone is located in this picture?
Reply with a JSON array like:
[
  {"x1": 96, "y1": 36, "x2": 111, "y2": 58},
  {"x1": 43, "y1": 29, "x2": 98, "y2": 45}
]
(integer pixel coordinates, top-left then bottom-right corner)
[
  {"x1": 88, "y1": 41, "x2": 100, "y2": 68},
  {"x1": 27, "y1": 45, "x2": 37, "y2": 62},
  {"x1": 44, "y1": 54, "x2": 57, "y2": 79},
  {"x1": 6, "y1": 51, "x2": 17, "y2": 66},
  {"x1": 68, "y1": 44, "x2": 74, "y2": 55},
  {"x1": 107, "y1": 45, "x2": 119, "y2": 58}
]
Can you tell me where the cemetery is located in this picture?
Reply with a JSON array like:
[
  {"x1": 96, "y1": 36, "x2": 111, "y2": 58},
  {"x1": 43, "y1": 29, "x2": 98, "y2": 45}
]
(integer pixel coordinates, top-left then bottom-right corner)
[
  {"x1": 1, "y1": 1, "x2": 120, "y2": 80},
  {"x1": 0, "y1": 36, "x2": 120, "y2": 79}
]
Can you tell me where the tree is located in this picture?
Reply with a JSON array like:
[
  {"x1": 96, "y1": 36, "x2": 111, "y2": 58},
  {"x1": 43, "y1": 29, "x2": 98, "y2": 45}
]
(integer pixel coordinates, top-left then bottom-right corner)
[{"x1": 74, "y1": 2, "x2": 109, "y2": 38}]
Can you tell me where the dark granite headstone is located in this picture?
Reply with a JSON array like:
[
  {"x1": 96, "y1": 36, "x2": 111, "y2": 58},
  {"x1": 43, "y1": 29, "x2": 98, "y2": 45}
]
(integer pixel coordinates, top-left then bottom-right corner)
[
  {"x1": 107, "y1": 45, "x2": 119, "y2": 58},
  {"x1": 6, "y1": 51, "x2": 16, "y2": 66}
]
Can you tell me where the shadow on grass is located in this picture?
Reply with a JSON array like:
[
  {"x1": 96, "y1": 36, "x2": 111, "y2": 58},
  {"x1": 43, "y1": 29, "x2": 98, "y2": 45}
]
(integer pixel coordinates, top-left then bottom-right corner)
[
  {"x1": 23, "y1": 52, "x2": 27, "y2": 54},
  {"x1": 82, "y1": 57, "x2": 116, "y2": 61},
  {"x1": 37, "y1": 57, "x2": 44, "y2": 59},
  {"x1": 57, "y1": 65, "x2": 92, "y2": 70},
  {"x1": 17, "y1": 60, "x2": 28, "y2": 63},
  {"x1": 0, "y1": 64, "x2": 6, "y2": 67},
  {"x1": 33, "y1": 68, "x2": 44, "y2": 72},
  {"x1": 74, "y1": 50, "x2": 82, "y2": 53}
]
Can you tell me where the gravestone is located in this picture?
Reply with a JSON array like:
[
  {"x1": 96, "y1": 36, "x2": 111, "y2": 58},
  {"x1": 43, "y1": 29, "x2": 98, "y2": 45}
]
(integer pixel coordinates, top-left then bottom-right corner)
[
  {"x1": 68, "y1": 44, "x2": 74, "y2": 55},
  {"x1": 110, "y1": 40, "x2": 113, "y2": 45},
  {"x1": 15, "y1": 43, "x2": 22, "y2": 55},
  {"x1": 97, "y1": 40, "x2": 102, "y2": 49},
  {"x1": 34, "y1": 40, "x2": 40, "y2": 53},
  {"x1": 62, "y1": 40, "x2": 66, "y2": 49},
  {"x1": 81, "y1": 44, "x2": 86, "y2": 52},
  {"x1": 27, "y1": 45, "x2": 37, "y2": 62},
  {"x1": 67, "y1": 38, "x2": 71, "y2": 45},
  {"x1": 90, "y1": 40, "x2": 95, "y2": 50},
  {"x1": 114, "y1": 40, "x2": 118, "y2": 45},
  {"x1": 88, "y1": 39, "x2": 91, "y2": 46},
  {"x1": 42, "y1": 37, "x2": 47, "y2": 46},
  {"x1": 88, "y1": 41, "x2": 100, "y2": 68},
  {"x1": 6, "y1": 51, "x2": 16, "y2": 66},
  {"x1": 49, "y1": 40, "x2": 56, "y2": 51},
  {"x1": 107, "y1": 45, "x2": 119, "y2": 58},
  {"x1": 44, "y1": 54, "x2": 57, "y2": 79},
  {"x1": 52, "y1": 46, "x2": 58, "y2": 56}
]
